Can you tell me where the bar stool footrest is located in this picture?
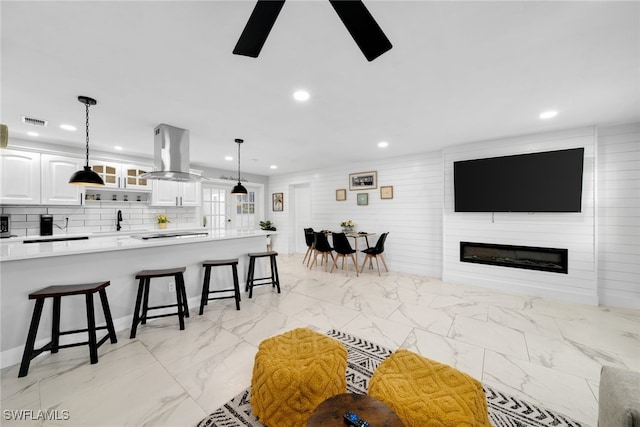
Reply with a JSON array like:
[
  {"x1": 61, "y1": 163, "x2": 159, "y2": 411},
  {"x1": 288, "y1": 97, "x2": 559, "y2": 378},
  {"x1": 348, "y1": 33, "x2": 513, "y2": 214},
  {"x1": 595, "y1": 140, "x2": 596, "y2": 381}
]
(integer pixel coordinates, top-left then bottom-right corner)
[
  {"x1": 207, "y1": 288, "x2": 237, "y2": 294},
  {"x1": 143, "y1": 312, "x2": 182, "y2": 321},
  {"x1": 146, "y1": 303, "x2": 181, "y2": 311},
  {"x1": 59, "y1": 325, "x2": 111, "y2": 336},
  {"x1": 250, "y1": 278, "x2": 277, "y2": 288}
]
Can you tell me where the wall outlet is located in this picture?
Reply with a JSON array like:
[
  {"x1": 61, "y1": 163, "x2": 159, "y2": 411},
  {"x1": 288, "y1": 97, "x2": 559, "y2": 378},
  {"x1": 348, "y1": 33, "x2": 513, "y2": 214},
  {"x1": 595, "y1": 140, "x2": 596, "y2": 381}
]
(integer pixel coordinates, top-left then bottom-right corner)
[{"x1": 168, "y1": 280, "x2": 175, "y2": 292}]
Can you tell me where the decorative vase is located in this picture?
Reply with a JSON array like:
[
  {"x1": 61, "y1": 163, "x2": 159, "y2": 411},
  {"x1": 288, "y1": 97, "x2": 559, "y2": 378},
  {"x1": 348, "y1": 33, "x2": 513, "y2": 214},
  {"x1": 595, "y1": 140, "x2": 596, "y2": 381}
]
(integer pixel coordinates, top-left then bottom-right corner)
[
  {"x1": 342, "y1": 227, "x2": 353, "y2": 233},
  {"x1": 158, "y1": 222, "x2": 167, "y2": 229}
]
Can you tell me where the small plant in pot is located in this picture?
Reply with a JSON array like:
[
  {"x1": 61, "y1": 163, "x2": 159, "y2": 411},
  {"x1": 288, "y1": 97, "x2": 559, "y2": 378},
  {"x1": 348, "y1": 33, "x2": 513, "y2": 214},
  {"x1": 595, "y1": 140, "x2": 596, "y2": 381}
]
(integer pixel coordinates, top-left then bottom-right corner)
[
  {"x1": 156, "y1": 214, "x2": 170, "y2": 229},
  {"x1": 259, "y1": 220, "x2": 276, "y2": 231}
]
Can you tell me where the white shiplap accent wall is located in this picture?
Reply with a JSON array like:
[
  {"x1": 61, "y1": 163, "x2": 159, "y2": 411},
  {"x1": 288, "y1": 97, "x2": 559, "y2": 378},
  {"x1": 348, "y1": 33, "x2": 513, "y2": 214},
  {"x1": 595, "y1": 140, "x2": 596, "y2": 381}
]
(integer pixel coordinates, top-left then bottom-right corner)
[
  {"x1": 597, "y1": 123, "x2": 640, "y2": 309},
  {"x1": 442, "y1": 127, "x2": 598, "y2": 305},
  {"x1": 268, "y1": 152, "x2": 444, "y2": 277}
]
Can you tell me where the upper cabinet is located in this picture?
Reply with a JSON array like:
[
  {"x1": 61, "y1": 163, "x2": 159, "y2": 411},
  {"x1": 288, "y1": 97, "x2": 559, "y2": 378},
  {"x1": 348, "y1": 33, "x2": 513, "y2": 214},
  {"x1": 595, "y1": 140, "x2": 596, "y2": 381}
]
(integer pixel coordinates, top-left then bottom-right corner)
[
  {"x1": 90, "y1": 161, "x2": 152, "y2": 191},
  {"x1": 150, "y1": 171, "x2": 202, "y2": 207},
  {"x1": 41, "y1": 154, "x2": 85, "y2": 205},
  {"x1": 0, "y1": 149, "x2": 41, "y2": 204},
  {"x1": 0, "y1": 149, "x2": 157, "y2": 205}
]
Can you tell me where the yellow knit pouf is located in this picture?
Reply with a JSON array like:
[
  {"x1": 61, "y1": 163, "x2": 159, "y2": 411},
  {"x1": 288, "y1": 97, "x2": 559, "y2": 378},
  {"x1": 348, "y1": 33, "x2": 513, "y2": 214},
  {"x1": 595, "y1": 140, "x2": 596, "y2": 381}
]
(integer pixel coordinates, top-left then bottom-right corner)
[
  {"x1": 250, "y1": 328, "x2": 347, "y2": 427},
  {"x1": 368, "y1": 349, "x2": 491, "y2": 427}
]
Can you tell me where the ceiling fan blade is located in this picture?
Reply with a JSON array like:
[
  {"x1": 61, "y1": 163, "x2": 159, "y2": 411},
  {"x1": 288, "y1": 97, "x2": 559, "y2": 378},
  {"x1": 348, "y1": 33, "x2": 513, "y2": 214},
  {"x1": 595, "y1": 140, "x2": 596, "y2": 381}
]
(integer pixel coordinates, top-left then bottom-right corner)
[
  {"x1": 233, "y1": 0, "x2": 286, "y2": 58},
  {"x1": 329, "y1": 0, "x2": 392, "y2": 61}
]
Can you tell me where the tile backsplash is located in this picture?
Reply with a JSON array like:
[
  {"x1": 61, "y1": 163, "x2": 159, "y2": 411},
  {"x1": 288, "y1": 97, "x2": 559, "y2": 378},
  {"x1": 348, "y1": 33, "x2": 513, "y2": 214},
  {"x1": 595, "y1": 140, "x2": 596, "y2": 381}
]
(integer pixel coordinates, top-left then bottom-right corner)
[{"x1": 1, "y1": 203, "x2": 199, "y2": 237}]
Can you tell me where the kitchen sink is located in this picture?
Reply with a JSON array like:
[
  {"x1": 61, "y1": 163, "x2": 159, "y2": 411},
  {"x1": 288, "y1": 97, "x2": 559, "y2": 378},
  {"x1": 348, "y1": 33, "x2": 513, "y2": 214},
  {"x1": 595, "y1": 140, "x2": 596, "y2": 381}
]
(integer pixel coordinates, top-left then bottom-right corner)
[
  {"x1": 131, "y1": 231, "x2": 208, "y2": 240},
  {"x1": 23, "y1": 236, "x2": 90, "y2": 244}
]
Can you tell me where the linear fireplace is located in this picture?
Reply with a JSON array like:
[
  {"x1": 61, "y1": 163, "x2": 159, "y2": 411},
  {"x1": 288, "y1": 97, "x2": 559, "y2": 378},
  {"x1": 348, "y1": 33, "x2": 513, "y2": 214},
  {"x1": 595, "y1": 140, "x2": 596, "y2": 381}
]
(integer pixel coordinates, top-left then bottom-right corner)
[{"x1": 460, "y1": 242, "x2": 568, "y2": 274}]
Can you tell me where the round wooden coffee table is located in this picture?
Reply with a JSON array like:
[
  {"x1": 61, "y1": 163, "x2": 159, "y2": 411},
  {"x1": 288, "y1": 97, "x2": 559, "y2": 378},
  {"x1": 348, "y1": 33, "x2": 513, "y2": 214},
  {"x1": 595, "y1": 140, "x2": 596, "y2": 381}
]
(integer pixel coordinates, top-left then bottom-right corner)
[{"x1": 307, "y1": 393, "x2": 404, "y2": 426}]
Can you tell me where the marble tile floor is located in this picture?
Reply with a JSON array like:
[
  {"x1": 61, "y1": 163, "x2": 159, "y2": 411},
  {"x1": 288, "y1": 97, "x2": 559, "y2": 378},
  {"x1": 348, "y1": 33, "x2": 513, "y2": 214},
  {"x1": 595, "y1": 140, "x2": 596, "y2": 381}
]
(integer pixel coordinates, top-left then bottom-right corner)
[{"x1": 2, "y1": 254, "x2": 639, "y2": 426}]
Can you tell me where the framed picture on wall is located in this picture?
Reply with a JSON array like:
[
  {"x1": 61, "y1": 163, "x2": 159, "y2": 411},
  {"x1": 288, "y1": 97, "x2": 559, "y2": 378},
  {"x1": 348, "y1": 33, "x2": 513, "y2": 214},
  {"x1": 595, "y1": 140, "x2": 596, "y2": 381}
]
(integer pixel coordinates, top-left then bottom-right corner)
[
  {"x1": 336, "y1": 189, "x2": 347, "y2": 201},
  {"x1": 349, "y1": 171, "x2": 377, "y2": 191},
  {"x1": 357, "y1": 193, "x2": 369, "y2": 206},
  {"x1": 272, "y1": 193, "x2": 283, "y2": 212},
  {"x1": 380, "y1": 186, "x2": 393, "y2": 199}
]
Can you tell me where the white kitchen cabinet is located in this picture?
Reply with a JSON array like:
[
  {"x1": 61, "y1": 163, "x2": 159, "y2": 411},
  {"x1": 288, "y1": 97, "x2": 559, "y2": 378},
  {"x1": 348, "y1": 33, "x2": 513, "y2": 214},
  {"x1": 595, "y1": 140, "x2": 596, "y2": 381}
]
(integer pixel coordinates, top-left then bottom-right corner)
[
  {"x1": 150, "y1": 180, "x2": 180, "y2": 206},
  {"x1": 90, "y1": 161, "x2": 152, "y2": 190},
  {"x1": 150, "y1": 171, "x2": 202, "y2": 207},
  {"x1": 180, "y1": 179, "x2": 202, "y2": 206},
  {"x1": 41, "y1": 154, "x2": 85, "y2": 205},
  {"x1": 0, "y1": 149, "x2": 41, "y2": 204}
]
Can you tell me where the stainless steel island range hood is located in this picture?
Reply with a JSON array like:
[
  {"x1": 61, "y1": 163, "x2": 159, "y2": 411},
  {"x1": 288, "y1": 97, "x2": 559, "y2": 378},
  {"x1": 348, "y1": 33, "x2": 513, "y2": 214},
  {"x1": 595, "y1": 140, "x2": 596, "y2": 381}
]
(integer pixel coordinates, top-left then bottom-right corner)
[{"x1": 139, "y1": 124, "x2": 207, "y2": 182}]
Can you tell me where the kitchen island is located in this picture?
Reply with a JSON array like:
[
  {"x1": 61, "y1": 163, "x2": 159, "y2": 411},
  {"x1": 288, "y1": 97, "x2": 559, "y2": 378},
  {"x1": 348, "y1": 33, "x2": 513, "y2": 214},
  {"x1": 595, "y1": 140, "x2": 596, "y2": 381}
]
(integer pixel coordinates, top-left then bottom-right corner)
[{"x1": 0, "y1": 229, "x2": 274, "y2": 368}]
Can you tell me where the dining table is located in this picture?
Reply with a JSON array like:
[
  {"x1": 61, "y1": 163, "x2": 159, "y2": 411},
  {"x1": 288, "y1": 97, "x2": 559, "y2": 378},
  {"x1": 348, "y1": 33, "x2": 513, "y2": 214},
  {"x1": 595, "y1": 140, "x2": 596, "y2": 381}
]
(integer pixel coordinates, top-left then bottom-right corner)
[{"x1": 344, "y1": 231, "x2": 375, "y2": 267}]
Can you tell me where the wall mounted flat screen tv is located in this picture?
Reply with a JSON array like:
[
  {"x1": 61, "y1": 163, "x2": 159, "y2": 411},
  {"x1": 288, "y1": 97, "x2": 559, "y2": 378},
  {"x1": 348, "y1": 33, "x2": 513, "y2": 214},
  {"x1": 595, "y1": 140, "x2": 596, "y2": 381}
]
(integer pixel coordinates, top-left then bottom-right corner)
[{"x1": 454, "y1": 148, "x2": 584, "y2": 212}]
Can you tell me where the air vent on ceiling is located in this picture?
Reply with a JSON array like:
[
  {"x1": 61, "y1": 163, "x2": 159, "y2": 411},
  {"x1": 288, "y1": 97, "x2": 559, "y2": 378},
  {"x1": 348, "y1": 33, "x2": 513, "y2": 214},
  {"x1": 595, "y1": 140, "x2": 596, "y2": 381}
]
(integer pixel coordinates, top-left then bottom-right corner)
[{"x1": 21, "y1": 116, "x2": 48, "y2": 127}]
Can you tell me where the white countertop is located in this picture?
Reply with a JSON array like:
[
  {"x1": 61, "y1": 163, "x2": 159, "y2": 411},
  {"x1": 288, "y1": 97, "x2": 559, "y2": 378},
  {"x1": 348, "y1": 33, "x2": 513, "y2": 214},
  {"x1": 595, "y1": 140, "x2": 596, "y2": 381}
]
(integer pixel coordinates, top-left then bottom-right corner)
[{"x1": 0, "y1": 228, "x2": 274, "y2": 262}]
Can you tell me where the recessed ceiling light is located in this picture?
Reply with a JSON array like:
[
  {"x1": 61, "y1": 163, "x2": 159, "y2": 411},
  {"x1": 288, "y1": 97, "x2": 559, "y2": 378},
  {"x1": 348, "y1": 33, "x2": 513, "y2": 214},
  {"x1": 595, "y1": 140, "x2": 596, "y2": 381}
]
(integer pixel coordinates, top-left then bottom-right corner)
[
  {"x1": 27, "y1": 131, "x2": 39, "y2": 137},
  {"x1": 114, "y1": 146, "x2": 123, "y2": 151},
  {"x1": 270, "y1": 165, "x2": 278, "y2": 169},
  {"x1": 225, "y1": 156, "x2": 233, "y2": 161},
  {"x1": 539, "y1": 110, "x2": 558, "y2": 119},
  {"x1": 60, "y1": 124, "x2": 77, "y2": 131},
  {"x1": 293, "y1": 90, "x2": 310, "y2": 102},
  {"x1": 378, "y1": 141, "x2": 389, "y2": 148}
]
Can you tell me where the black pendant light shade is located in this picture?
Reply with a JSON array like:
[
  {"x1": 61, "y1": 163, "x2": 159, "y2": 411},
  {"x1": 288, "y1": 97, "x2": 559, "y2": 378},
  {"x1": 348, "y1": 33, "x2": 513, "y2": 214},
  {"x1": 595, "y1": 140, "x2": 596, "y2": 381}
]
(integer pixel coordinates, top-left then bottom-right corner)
[
  {"x1": 69, "y1": 95, "x2": 105, "y2": 186},
  {"x1": 231, "y1": 138, "x2": 248, "y2": 195},
  {"x1": 69, "y1": 166, "x2": 106, "y2": 186},
  {"x1": 231, "y1": 182, "x2": 248, "y2": 195}
]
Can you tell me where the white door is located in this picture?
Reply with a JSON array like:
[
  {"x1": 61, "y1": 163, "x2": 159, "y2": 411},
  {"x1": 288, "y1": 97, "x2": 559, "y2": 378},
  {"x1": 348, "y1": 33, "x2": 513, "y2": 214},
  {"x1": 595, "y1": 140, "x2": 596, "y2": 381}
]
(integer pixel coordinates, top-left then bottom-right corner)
[
  {"x1": 202, "y1": 185, "x2": 228, "y2": 231},
  {"x1": 233, "y1": 190, "x2": 257, "y2": 230}
]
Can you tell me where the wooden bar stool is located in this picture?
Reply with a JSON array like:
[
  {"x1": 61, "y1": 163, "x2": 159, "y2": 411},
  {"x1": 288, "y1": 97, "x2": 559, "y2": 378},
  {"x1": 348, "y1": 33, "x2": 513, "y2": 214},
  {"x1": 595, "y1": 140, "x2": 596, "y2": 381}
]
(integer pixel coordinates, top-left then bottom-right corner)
[
  {"x1": 130, "y1": 267, "x2": 188, "y2": 339},
  {"x1": 245, "y1": 251, "x2": 280, "y2": 298},
  {"x1": 200, "y1": 258, "x2": 241, "y2": 314},
  {"x1": 19, "y1": 281, "x2": 117, "y2": 378}
]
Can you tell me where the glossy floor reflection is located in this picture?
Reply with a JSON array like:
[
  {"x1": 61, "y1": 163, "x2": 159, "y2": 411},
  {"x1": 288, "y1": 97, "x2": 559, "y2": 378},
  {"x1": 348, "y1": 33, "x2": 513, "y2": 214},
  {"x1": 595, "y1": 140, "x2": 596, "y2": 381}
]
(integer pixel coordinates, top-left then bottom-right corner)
[{"x1": 2, "y1": 254, "x2": 639, "y2": 426}]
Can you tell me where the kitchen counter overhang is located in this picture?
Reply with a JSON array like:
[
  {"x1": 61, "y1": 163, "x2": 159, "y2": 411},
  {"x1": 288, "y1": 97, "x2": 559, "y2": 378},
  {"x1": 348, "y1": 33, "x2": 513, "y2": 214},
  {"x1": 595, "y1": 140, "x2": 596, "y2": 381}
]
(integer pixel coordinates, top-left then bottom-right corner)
[
  {"x1": 0, "y1": 229, "x2": 275, "y2": 367},
  {"x1": 1, "y1": 229, "x2": 273, "y2": 262}
]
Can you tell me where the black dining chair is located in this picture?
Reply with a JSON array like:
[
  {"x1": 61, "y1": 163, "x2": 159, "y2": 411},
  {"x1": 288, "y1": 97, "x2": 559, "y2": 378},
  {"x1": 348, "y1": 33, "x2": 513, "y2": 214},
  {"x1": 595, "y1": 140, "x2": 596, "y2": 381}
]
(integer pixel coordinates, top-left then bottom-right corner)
[
  {"x1": 302, "y1": 228, "x2": 315, "y2": 266},
  {"x1": 330, "y1": 232, "x2": 358, "y2": 277},
  {"x1": 360, "y1": 232, "x2": 389, "y2": 276},
  {"x1": 309, "y1": 232, "x2": 335, "y2": 272}
]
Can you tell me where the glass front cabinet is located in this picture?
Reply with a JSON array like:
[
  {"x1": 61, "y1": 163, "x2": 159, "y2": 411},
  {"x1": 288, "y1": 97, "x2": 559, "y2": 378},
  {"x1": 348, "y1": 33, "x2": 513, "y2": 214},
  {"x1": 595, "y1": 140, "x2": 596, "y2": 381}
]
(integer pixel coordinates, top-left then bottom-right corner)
[{"x1": 90, "y1": 161, "x2": 152, "y2": 190}]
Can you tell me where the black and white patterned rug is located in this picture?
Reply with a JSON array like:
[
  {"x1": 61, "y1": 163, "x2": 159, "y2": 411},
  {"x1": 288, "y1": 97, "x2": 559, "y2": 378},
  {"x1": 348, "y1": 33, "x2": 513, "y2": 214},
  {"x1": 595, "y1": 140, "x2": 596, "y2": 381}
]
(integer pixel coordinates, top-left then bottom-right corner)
[{"x1": 197, "y1": 330, "x2": 585, "y2": 427}]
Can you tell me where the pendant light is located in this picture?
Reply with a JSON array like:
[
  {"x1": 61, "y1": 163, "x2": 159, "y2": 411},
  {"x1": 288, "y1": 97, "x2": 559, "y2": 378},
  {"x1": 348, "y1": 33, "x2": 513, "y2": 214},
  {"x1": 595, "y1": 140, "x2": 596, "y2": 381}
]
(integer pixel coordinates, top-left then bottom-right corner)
[
  {"x1": 231, "y1": 138, "x2": 248, "y2": 195},
  {"x1": 69, "y1": 96, "x2": 105, "y2": 186}
]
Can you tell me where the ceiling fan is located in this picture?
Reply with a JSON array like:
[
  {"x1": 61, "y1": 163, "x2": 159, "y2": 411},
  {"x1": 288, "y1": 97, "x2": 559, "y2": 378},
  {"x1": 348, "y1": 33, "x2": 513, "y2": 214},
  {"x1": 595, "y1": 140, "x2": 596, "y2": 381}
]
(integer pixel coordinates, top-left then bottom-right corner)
[{"x1": 233, "y1": 0, "x2": 392, "y2": 62}]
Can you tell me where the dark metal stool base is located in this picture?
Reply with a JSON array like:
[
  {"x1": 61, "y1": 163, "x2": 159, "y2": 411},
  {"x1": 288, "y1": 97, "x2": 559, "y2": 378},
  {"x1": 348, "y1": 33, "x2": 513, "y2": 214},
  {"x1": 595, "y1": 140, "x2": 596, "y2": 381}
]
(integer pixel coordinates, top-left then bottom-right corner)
[
  {"x1": 199, "y1": 259, "x2": 241, "y2": 315},
  {"x1": 19, "y1": 281, "x2": 117, "y2": 378},
  {"x1": 130, "y1": 267, "x2": 189, "y2": 339},
  {"x1": 246, "y1": 251, "x2": 280, "y2": 298}
]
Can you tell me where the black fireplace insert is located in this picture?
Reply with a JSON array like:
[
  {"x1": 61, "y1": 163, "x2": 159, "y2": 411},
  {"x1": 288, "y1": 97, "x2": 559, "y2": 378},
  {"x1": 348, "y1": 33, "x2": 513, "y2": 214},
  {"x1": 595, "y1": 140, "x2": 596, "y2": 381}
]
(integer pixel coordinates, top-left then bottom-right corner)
[{"x1": 460, "y1": 242, "x2": 568, "y2": 274}]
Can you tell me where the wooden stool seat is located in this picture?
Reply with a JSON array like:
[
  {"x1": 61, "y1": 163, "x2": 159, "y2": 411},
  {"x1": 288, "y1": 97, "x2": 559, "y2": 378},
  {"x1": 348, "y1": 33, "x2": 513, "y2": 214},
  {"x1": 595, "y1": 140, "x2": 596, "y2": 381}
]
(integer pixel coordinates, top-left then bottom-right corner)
[
  {"x1": 135, "y1": 267, "x2": 186, "y2": 279},
  {"x1": 19, "y1": 280, "x2": 117, "y2": 378},
  {"x1": 200, "y1": 258, "x2": 241, "y2": 314},
  {"x1": 130, "y1": 266, "x2": 188, "y2": 339},
  {"x1": 245, "y1": 251, "x2": 280, "y2": 298}
]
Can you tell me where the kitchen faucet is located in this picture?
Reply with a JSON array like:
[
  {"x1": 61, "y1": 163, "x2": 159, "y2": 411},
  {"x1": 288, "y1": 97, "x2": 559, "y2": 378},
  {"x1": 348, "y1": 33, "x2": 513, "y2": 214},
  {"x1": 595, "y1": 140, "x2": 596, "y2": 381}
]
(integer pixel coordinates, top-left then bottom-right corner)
[{"x1": 116, "y1": 210, "x2": 123, "y2": 231}]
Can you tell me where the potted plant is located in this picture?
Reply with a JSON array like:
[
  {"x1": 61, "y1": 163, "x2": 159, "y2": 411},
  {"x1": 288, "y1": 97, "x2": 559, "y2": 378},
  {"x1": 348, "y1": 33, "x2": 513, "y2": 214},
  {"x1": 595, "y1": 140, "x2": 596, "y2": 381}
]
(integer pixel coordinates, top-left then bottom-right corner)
[
  {"x1": 340, "y1": 220, "x2": 355, "y2": 233},
  {"x1": 156, "y1": 214, "x2": 170, "y2": 229},
  {"x1": 259, "y1": 220, "x2": 276, "y2": 231}
]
